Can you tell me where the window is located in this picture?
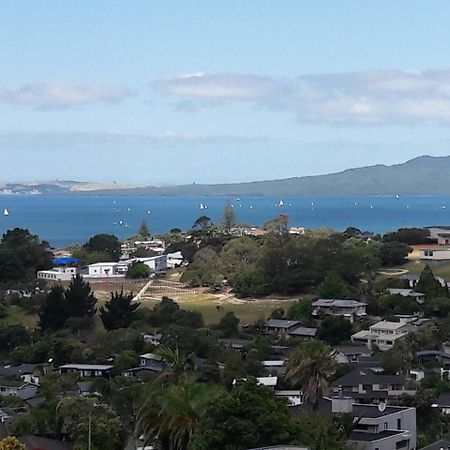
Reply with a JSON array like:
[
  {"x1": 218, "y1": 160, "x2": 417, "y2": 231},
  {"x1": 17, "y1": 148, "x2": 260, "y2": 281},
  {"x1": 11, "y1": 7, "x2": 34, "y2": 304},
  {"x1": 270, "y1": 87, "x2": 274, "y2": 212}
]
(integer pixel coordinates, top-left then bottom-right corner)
[
  {"x1": 397, "y1": 418, "x2": 402, "y2": 430},
  {"x1": 396, "y1": 440, "x2": 409, "y2": 449},
  {"x1": 383, "y1": 421, "x2": 388, "y2": 430}
]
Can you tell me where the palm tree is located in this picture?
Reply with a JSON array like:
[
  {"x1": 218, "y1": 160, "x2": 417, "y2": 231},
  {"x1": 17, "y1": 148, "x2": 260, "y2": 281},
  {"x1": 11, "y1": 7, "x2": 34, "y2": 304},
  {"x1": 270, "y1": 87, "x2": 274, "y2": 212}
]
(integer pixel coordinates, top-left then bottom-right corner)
[
  {"x1": 154, "y1": 345, "x2": 196, "y2": 386},
  {"x1": 136, "y1": 377, "x2": 221, "y2": 450},
  {"x1": 286, "y1": 340, "x2": 336, "y2": 409}
]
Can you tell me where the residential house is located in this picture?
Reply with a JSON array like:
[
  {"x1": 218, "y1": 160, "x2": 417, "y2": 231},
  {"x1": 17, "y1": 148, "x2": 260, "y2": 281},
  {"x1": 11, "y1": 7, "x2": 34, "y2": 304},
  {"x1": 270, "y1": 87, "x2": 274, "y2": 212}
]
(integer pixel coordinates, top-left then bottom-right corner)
[
  {"x1": 261, "y1": 360, "x2": 286, "y2": 376},
  {"x1": 166, "y1": 251, "x2": 184, "y2": 268},
  {"x1": 420, "y1": 440, "x2": 450, "y2": 450},
  {"x1": 312, "y1": 299, "x2": 367, "y2": 322},
  {"x1": 37, "y1": 266, "x2": 77, "y2": 282},
  {"x1": 331, "y1": 369, "x2": 416, "y2": 403},
  {"x1": 0, "y1": 363, "x2": 49, "y2": 385},
  {"x1": 432, "y1": 392, "x2": 450, "y2": 415},
  {"x1": 274, "y1": 390, "x2": 303, "y2": 407},
  {"x1": 128, "y1": 255, "x2": 167, "y2": 272},
  {"x1": 314, "y1": 396, "x2": 417, "y2": 450},
  {"x1": 218, "y1": 338, "x2": 253, "y2": 351},
  {"x1": 85, "y1": 262, "x2": 129, "y2": 278},
  {"x1": 332, "y1": 346, "x2": 373, "y2": 364},
  {"x1": 0, "y1": 378, "x2": 37, "y2": 399},
  {"x1": 351, "y1": 319, "x2": 413, "y2": 351},
  {"x1": 388, "y1": 288, "x2": 426, "y2": 304},
  {"x1": 143, "y1": 333, "x2": 162, "y2": 346},
  {"x1": 137, "y1": 353, "x2": 166, "y2": 373},
  {"x1": 425, "y1": 226, "x2": 450, "y2": 242},
  {"x1": 59, "y1": 364, "x2": 113, "y2": 378},
  {"x1": 264, "y1": 320, "x2": 317, "y2": 339},
  {"x1": 420, "y1": 248, "x2": 450, "y2": 261}
]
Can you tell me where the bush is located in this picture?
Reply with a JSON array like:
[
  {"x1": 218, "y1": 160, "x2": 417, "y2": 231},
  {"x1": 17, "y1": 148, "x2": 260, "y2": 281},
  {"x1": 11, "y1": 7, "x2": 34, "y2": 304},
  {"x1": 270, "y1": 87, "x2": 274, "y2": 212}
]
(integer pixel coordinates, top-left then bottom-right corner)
[{"x1": 126, "y1": 262, "x2": 150, "y2": 279}]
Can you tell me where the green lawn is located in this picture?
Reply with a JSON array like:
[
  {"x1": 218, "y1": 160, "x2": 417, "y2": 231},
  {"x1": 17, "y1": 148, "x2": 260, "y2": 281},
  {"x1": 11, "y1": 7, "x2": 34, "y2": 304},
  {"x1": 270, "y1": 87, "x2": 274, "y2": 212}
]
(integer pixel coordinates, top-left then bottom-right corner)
[
  {"x1": 138, "y1": 295, "x2": 297, "y2": 325},
  {"x1": 399, "y1": 260, "x2": 450, "y2": 279}
]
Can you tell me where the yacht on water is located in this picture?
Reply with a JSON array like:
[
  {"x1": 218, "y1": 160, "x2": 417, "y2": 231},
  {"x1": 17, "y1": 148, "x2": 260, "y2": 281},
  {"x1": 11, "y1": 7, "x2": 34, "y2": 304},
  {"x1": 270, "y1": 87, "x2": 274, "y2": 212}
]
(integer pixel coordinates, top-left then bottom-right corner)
[{"x1": 3, "y1": 208, "x2": 9, "y2": 216}]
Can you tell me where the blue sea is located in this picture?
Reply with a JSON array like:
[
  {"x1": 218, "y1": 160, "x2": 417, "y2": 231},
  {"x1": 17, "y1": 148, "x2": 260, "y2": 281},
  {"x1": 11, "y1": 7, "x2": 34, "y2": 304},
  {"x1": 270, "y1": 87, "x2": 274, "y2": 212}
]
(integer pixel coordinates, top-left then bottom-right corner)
[{"x1": 1, "y1": 195, "x2": 450, "y2": 248}]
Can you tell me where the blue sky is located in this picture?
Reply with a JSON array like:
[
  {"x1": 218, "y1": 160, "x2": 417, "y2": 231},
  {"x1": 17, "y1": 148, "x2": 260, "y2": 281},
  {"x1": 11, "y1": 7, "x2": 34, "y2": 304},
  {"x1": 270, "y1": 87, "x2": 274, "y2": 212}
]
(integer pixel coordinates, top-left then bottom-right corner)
[{"x1": 2, "y1": 1, "x2": 450, "y2": 184}]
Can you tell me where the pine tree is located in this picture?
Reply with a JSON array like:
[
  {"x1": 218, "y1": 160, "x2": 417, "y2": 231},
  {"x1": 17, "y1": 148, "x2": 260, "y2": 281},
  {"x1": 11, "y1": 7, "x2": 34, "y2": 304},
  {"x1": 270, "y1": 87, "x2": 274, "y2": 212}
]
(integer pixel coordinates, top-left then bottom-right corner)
[
  {"x1": 138, "y1": 220, "x2": 150, "y2": 238},
  {"x1": 65, "y1": 274, "x2": 97, "y2": 317},
  {"x1": 99, "y1": 290, "x2": 139, "y2": 331},
  {"x1": 39, "y1": 285, "x2": 69, "y2": 331},
  {"x1": 222, "y1": 202, "x2": 236, "y2": 231}
]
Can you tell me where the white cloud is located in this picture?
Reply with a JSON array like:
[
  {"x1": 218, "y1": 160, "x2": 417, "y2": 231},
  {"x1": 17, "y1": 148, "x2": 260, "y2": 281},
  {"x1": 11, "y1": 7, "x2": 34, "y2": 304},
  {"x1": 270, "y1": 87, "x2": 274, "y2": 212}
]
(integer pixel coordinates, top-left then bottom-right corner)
[
  {"x1": 153, "y1": 69, "x2": 450, "y2": 125},
  {"x1": 0, "y1": 82, "x2": 133, "y2": 109}
]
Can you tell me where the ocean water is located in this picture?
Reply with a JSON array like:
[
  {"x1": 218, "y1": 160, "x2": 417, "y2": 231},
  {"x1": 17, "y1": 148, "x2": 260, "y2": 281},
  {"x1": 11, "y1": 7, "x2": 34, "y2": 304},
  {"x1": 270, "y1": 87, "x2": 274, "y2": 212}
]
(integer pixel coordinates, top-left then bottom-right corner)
[{"x1": 1, "y1": 194, "x2": 450, "y2": 248}]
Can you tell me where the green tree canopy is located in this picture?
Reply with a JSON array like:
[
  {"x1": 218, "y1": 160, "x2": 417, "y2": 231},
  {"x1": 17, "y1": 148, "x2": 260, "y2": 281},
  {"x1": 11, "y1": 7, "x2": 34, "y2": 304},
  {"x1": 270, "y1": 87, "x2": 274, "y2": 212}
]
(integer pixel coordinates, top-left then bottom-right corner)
[
  {"x1": 84, "y1": 234, "x2": 121, "y2": 262},
  {"x1": 138, "y1": 220, "x2": 150, "y2": 238},
  {"x1": 416, "y1": 264, "x2": 449, "y2": 298},
  {"x1": 190, "y1": 380, "x2": 298, "y2": 450},
  {"x1": 65, "y1": 274, "x2": 97, "y2": 318},
  {"x1": 317, "y1": 272, "x2": 355, "y2": 299},
  {"x1": 317, "y1": 317, "x2": 354, "y2": 346},
  {"x1": 126, "y1": 261, "x2": 150, "y2": 279},
  {"x1": 222, "y1": 201, "x2": 236, "y2": 231},
  {"x1": 100, "y1": 290, "x2": 139, "y2": 331},
  {"x1": 39, "y1": 285, "x2": 69, "y2": 332}
]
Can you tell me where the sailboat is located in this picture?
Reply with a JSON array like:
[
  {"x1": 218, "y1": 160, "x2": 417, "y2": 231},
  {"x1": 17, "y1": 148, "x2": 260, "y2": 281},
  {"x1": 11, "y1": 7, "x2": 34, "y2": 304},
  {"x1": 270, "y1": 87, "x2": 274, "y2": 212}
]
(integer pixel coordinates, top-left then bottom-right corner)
[
  {"x1": 278, "y1": 200, "x2": 284, "y2": 207},
  {"x1": 199, "y1": 203, "x2": 208, "y2": 210},
  {"x1": 3, "y1": 209, "x2": 9, "y2": 216}
]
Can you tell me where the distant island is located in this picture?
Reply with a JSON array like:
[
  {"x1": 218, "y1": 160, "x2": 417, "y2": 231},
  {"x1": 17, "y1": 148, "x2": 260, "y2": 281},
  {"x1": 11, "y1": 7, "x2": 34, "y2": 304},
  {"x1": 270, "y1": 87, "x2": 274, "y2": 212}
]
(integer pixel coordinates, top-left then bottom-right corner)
[{"x1": 3, "y1": 155, "x2": 450, "y2": 196}]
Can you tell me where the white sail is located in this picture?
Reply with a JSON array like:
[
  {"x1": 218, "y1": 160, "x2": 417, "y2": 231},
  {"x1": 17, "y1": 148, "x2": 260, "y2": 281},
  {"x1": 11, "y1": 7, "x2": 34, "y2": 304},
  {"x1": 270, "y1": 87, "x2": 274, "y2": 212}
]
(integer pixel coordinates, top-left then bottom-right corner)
[{"x1": 3, "y1": 209, "x2": 9, "y2": 216}]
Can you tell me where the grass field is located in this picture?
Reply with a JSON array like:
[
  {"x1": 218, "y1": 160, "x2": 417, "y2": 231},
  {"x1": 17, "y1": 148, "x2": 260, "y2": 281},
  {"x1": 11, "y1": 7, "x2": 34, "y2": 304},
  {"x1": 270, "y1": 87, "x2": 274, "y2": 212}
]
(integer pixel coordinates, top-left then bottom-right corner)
[
  {"x1": 139, "y1": 292, "x2": 297, "y2": 324},
  {"x1": 399, "y1": 260, "x2": 450, "y2": 279}
]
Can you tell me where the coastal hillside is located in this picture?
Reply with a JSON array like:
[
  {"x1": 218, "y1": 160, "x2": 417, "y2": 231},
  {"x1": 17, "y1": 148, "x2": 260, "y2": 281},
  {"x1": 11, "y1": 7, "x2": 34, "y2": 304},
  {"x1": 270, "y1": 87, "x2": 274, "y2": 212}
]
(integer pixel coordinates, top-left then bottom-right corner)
[{"x1": 3, "y1": 155, "x2": 450, "y2": 196}]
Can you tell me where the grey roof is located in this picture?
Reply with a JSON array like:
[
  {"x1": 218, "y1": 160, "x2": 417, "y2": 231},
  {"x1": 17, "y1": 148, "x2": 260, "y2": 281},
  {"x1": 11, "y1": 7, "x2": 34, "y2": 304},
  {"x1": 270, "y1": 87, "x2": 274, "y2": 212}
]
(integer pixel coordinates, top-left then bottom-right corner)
[
  {"x1": 26, "y1": 396, "x2": 46, "y2": 409},
  {"x1": 349, "y1": 430, "x2": 406, "y2": 442},
  {"x1": 19, "y1": 435, "x2": 73, "y2": 450},
  {"x1": 313, "y1": 299, "x2": 367, "y2": 307},
  {"x1": 59, "y1": 364, "x2": 113, "y2": 371},
  {"x1": 332, "y1": 369, "x2": 406, "y2": 387},
  {"x1": 140, "y1": 352, "x2": 164, "y2": 361},
  {"x1": 315, "y1": 397, "x2": 413, "y2": 418},
  {"x1": 77, "y1": 381, "x2": 94, "y2": 392},
  {"x1": 420, "y1": 440, "x2": 450, "y2": 450},
  {"x1": 0, "y1": 377, "x2": 29, "y2": 388},
  {"x1": 436, "y1": 392, "x2": 450, "y2": 407},
  {"x1": 265, "y1": 319, "x2": 300, "y2": 329},
  {"x1": 333, "y1": 345, "x2": 372, "y2": 356},
  {"x1": 289, "y1": 326, "x2": 317, "y2": 337},
  {"x1": 0, "y1": 364, "x2": 47, "y2": 377}
]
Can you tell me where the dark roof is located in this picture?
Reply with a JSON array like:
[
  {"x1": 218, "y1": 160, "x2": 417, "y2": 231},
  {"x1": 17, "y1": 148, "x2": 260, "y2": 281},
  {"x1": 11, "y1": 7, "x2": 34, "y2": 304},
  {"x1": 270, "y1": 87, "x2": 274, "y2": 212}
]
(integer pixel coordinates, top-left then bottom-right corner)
[
  {"x1": 349, "y1": 430, "x2": 406, "y2": 442},
  {"x1": 436, "y1": 392, "x2": 450, "y2": 407},
  {"x1": 332, "y1": 369, "x2": 405, "y2": 387},
  {"x1": 341, "y1": 390, "x2": 389, "y2": 400},
  {"x1": 356, "y1": 355, "x2": 383, "y2": 368},
  {"x1": 315, "y1": 397, "x2": 412, "y2": 418},
  {"x1": 289, "y1": 326, "x2": 317, "y2": 337},
  {"x1": 0, "y1": 377, "x2": 28, "y2": 387},
  {"x1": 265, "y1": 319, "x2": 300, "y2": 329},
  {"x1": 26, "y1": 397, "x2": 46, "y2": 409},
  {"x1": 420, "y1": 440, "x2": 450, "y2": 450},
  {"x1": 334, "y1": 346, "x2": 372, "y2": 356},
  {"x1": 0, "y1": 364, "x2": 47, "y2": 377},
  {"x1": 20, "y1": 435, "x2": 73, "y2": 450}
]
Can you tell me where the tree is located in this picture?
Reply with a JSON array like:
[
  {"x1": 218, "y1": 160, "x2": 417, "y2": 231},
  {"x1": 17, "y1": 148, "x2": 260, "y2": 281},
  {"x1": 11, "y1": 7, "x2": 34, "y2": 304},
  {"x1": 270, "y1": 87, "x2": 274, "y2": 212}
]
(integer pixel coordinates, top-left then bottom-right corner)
[
  {"x1": 229, "y1": 267, "x2": 270, "y2": 298},
  {"x1": 190, "y1": 380, "x2": 298, "y2": 450},
  {"x1": 0, "y1": 228, "x2": 52, "y2": 281},
  {"x1": 56, "y1": 396, "x2": 125, "y2": 450},
  {"x1": 286, "y1": 340, "x2": 336, "y2": 409},
  {"x1": 0, "y1": 437, "x2": 25, "y2": 450},
  {"x1": 214, "y1": 312, "x2": 239, "y2": 337},
  {"x1": 65, "y1": 275, "x2": 97, "y2": 318},
  {"x1": 154, "y1": 346, "x2": 196, "y2": 385},
  {"x1": 84, "y1": 234, "x2": 121, "y2": 262},
  {"x1": 416, "y1": 264, "x2": 449, "y2": 298},
  {"x1": 317, "y1": 272, "x2": 355, "y2": 299},
  {"x1": 39, "y1": 285, "x2": 69, "y2": 331},
  {"x1": 126, "y1": 261, "x2": 150, "y2": 279},
  {"x1": 222, "y1": 202, "x2": 236, "y2": 231},
  {"x1": 383, "y1": 227, "x2": 431, "y2": 245},
  {"x1": 100, "y1": 290, "x2": 140, "y2": 331},
  {"x1": 317, "y1": 317, "x2": 354, "y2": 345},
  {"x1": 137, "y1": 377, "x2": 222, "y2": 450},
  {"x1": 286, "y1": 299, "x2": 313, "y2": 321},
  {"x1": 138, "y1": 220, "x2": 150, "y2": 238},
  {"x1": 263, "y1": 214, "x2": 289, "y2": 234},
  {"x1": 379, "y1": 241, "x2": 412, "y2": 266},
  {"x1": 192, "y1": 216, "x2": 212, "y2": 232}
]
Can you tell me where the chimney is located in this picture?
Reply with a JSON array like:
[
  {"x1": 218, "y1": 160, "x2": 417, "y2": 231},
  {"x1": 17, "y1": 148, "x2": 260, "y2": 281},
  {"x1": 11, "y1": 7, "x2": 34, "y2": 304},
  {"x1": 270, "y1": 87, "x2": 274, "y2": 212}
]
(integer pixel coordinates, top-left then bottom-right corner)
[{"x1": 331, "y1": 391, "x2": 354, "y2": 414}]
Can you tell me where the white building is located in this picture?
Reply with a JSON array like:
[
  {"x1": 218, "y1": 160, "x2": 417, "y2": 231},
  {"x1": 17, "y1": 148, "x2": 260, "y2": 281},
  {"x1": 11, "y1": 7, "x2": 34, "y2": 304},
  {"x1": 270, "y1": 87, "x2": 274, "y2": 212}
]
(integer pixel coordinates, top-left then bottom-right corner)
[
  {"x1": 86, "y1": 262, "x2": 129, "y2": 278},
  {"x1": 128, "y1": 255, "x2": 167, "y2": 272},
  {"x1": 351, "y1": 320, "x2": 413, "y2": 351},
  {"x1": 420, "y1": 247, "x2": 450, "y2": 261},
  {"x1": 37, "y1": 266, "x2": 77, "y2": 282},
  {"x1": 166, "y1": 251, "x2": 184, "y2": 268},
  {"x1": 312, "y1": 299, "x2": 367, "y2": 322}
]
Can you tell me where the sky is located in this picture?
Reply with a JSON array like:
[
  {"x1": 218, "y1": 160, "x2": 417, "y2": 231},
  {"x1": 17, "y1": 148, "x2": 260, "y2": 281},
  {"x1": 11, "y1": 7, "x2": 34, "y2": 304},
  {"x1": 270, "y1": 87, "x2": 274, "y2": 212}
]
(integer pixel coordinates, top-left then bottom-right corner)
[{"x1": 2, "y1": 1, "x2": 450, "y2": 184}]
